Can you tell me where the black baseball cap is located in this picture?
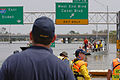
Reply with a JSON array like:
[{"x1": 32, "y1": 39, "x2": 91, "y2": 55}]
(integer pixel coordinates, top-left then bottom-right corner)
[{"x1": 32, "y1": 16, "x2": 55, "y2": 39}]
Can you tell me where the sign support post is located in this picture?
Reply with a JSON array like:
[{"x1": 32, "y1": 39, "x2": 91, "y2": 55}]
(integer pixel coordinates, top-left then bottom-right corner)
[{"x1": 117, "y1": 11, "x2": 120, "y2": 53}]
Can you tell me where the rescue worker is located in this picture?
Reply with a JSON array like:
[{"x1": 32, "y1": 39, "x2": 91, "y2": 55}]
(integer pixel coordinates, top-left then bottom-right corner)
[
  {"x1": 71, "y1": 49, "x2": 91, "y2": 80},
  {"x1": 93, "y1": 42, "x2": 98, "y2": 52},
  {"x1": 107, "y1": 52, "x2": 120, "y2": 80},
  {"x1": 101, "y1": 40, "x2": 105, "y2": 51},
  {"x1": 58, "y1": 51, "x2": 69, "y2": 65},
  {"x1": 84, "y1": 38, "x2": 88, "y2": 52},
  {"x1": 99, "y1": 42, "x2": 103, "y2": 51}
]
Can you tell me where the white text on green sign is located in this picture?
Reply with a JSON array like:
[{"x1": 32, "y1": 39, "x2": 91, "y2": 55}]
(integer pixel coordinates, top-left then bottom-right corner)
[
  {"x1": 56, "y1": 3, "x2": 88, "y2": 19},
  {"x1": 0, "y1": 6, "x2": 23, "y2": 24}
]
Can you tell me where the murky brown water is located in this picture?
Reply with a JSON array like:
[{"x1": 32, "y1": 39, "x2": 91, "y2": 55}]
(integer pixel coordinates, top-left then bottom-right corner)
[{"x1": 0, "y1": 41, "x2": 115, "y2": 80}]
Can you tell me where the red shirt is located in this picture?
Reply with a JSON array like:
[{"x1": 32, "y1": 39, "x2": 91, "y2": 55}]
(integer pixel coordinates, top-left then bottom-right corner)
[{"x1": 84, "y1": 39, "x2": 88, "y2": 44}]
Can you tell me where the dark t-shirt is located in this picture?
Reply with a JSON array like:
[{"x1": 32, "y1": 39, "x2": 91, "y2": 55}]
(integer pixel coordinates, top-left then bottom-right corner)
[{"x1": 0, "y1": 46, "x2": 75, "y2": 80}]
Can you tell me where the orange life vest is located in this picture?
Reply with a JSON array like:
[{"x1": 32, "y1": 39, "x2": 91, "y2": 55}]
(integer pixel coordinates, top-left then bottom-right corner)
[
  {"x1": 112, "y1": 58, "x2": 120, "y2": 80},
  {"x1": 72, "y1": 59, "x2": 87, "y2": 73}
]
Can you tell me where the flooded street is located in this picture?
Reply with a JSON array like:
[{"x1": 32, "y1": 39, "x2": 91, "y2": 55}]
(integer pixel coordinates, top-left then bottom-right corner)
[{"x1": 0, "y1": 42, "x2": 116, "y2": 80}]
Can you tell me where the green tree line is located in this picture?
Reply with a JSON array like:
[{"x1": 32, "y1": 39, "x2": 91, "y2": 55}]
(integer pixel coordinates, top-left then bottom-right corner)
[{"x1": 68, "y1": 30, "x2": 117, "y2": 43}]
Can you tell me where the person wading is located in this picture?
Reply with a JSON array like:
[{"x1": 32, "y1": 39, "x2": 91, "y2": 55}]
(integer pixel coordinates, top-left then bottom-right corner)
[{"x1": 84, "y1": 38, "x2": 88, "y2": 52}]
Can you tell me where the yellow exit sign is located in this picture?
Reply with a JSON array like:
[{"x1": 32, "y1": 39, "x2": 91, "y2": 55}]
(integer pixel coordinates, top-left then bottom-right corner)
[
  {"x1": 117, "y1": 40, "x2": 120, "y2": 49},
  {"x1": 56, "y1": 19, "x2": 88, "y2": 25}
]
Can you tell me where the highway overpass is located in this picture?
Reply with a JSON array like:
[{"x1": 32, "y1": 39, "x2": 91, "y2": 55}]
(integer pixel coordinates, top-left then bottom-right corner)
[{"x1": 0, "y1": 33, "x2": 107, "y2": 43}]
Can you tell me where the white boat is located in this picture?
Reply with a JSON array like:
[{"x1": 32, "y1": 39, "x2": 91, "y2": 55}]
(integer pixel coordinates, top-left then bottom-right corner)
[{"x1": 85, "y1": 47, "x2": 107, "y2": 55}]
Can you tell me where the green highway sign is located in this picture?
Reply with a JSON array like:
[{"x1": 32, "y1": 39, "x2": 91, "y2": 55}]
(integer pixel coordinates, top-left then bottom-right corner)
[
  {"x1": 56, "y1": 3, "x2": 88, "y2": 19},
  {"x1": 0, "y1": 6, "x2": 23, "y2": 24},
  {"x1": 56, "y1": 3, "x2": 88, "y2": 24},
  {"x1": 50, "y1": 42, "x2": 55, "y2": 47},
  {"x1": 73, "y1": 0, "x2": 88, "y2": 3}
]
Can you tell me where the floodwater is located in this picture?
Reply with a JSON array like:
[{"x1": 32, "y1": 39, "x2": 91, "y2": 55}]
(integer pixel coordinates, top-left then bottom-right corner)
[{"x1": 0, "y1": 41, "x2": 116, "y2": 80}]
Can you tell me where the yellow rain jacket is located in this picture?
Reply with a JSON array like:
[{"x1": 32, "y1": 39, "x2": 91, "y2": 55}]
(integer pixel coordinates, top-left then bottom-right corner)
[
  {"x1": 99, "y1": 44, "x2": 103, "y2": 48},
  {"x1": 71, "y1": 59, "x2": 91, "y2": 80},
  {"x1": 57, "y1": 56, "x2": 69, "y2": 61},
  {"x1": 96, "y1": 44, "x2": 98, "y2": 49}
]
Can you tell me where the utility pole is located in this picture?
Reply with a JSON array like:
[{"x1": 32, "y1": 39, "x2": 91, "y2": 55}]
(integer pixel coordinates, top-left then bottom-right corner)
[
  {"x1": 9, "y1": 25, "x2": 12, "y2": 43},
  {"x1": 107, "y1": 5, "x2": 109, "y2": 51},
  {"x1": 96, "y1": 14, "x2": 98, "y2": 39},
  {"x1": 96, "y1": 24, "x2": 98, "y2": 39}
]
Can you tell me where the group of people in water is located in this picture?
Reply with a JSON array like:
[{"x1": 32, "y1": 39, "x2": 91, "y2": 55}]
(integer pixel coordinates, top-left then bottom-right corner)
[
  {"x1": 57, "y1": 38, "x2": 106, "y2": 80},
  {"x1": 81, "y1": 38, "x2": 105, "y2": 53},
  {"x1": 91, "y1": 40, "x2": 105, "y2": 52}
]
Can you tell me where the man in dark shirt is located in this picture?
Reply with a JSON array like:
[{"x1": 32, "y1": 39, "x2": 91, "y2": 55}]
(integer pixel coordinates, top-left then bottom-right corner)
[{"x1": 0, "y1": 16, "x2": 75, "y2": 80}]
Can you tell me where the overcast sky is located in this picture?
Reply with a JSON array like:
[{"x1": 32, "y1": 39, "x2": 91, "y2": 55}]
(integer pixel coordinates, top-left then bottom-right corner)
[{"x1": 0, "y1": 0, "x2": 119, "y2": 34}]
